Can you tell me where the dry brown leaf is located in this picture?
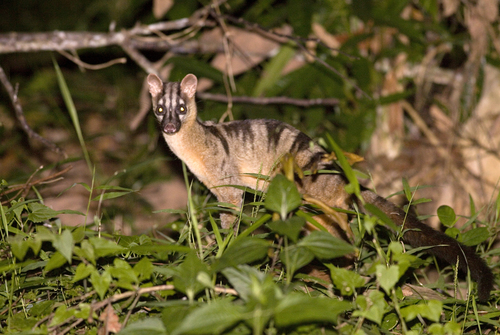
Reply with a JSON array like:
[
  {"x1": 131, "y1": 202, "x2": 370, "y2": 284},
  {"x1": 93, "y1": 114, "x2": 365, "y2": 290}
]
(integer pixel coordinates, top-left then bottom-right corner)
[
  {"x1": 442, "y1": 0, "x2": 460, "y2": 17},
  {"x1": 98, "y1": 304, "x2": 122, "y2": 334},
  {"x1": 203, "y1": 26, "x2": 291, "y2": 76},
  {"x1": 153, "y1": 0, "x2": 173, "y2": 19}
]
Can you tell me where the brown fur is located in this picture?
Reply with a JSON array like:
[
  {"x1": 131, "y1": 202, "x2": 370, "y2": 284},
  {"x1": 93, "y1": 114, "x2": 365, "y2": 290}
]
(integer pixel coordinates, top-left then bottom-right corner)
[{"x1": 147, "y1": 73, "x2": 493, "y2": 301}]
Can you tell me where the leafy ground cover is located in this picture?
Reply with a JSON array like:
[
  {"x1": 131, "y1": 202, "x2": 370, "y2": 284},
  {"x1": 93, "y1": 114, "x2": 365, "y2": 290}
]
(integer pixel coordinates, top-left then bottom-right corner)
[{"x1": 1, "y1": 141, "x2": 498, "y2": 334}]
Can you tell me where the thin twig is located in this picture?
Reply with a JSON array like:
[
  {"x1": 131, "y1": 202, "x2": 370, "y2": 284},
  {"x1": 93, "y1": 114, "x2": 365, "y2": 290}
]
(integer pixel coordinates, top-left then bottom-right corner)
[
  {"x1": 57, "y1": 49, "x2": 127, "y2": 70},
  {"x1": 0, "y1": 165, "x2": 73, "y2": 203},
  {"x1": 220, "y1": 14, "x2": 371, "y2": 99},
  {"x1": 0, "y1": 66, "x2": 65, "y2": 156},
  {"x1": 197, "y1": 92, "x2": 339, "y2": 107}
]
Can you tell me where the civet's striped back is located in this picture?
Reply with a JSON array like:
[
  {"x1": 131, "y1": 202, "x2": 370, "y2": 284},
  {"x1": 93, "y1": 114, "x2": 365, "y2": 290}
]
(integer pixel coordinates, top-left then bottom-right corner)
[{"x1": 147, "y1": 73, "x2": 493, "y2": 301}]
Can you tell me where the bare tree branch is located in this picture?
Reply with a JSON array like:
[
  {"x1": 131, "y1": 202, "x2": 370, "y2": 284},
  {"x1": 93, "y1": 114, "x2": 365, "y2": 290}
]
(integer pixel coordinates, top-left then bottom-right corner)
[
  {"x1": 0, "y1": 66, "x2": 65, "y2": 156},
  {"x1": 197, "y1": 92, "x2": 339, "y2": 107}
]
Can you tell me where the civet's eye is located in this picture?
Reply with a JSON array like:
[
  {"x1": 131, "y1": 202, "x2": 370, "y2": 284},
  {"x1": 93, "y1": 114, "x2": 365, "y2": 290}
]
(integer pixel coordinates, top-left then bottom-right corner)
[
  {"x1": 157, "y1": 107, "x2": 164, "y2": 113},
  {"x1": 178, "y1": 105, "x2": 186, "y2": 114}
]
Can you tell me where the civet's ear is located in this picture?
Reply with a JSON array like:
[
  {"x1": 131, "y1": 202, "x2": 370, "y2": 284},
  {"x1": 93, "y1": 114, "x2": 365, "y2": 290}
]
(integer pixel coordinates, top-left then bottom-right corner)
[
  {"x1": 180, "y1": 74, "x2": 198, "y2": 99},
  {"x1": 147, "y1": 74, "x2": 163, "y2": 98}
]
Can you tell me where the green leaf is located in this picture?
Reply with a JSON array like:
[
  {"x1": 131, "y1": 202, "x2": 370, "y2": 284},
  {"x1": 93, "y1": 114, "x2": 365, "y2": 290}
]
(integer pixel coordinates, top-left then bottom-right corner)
[
  {"x1": 376, "y1": 264, "x2": 400, "y2": 295},
  {"x1": 172, "y1": 299, "x2": 243, "y2": 335},
  {"x1": 172, "y1": 252, "x2": 210, "y2": 301},
  {"x1": 267, "y1": 216, "x2": 305, "y2": 242},
  {"x1": 363, "y1": 203, "x2": 398, "y2": 231},
  {"x1": 327, "y1": 264, "x2": 365, "y2": 296},
  {"x1": 119, "y1": 317, "x2": 167, "y2": 335},
  {"x1": 253, "y1": 43, "x2": 296, "y2": 97},
  {"x1": 325, "y1": 133, "x2": 361, "y2": 199},
  {"x1": 400, "y1": 300, "x2": 442, "y2": 322},
  {"x1": 53, "y1": 229, "x2": 74, "y2": 263},
  {"x1": 274, "y1": 293, "x2": 352, "y2": 326},
  {"x1": 53, "y1": 57, "x2": 92, "y2": 172},
  {"x1": 73, "y1": 239, "x2": 95, "y2": 264},
  {"x1": 215, "y1": 237, "x2": 269, "y2": 271},
  {"x1": 8, "y1": 235, "x2": 30, "y2": 260},
  {"x1": 27, "y1": 202, "x2": 61, "y2": 222},
  {"x1": 92, "y1": 191, "x2": 132, "y2": 201},
  {"x1": 264, "y1": 174, "x2": 302, "y2": 220},
  {"x1": 402, "y1": 178, "x2": 412, "y2": 202},
  {"x1": 437, "y1": 205, "x2": 456, "y2": 227},
  {"x1": 298, "y1": 231, "x2": 356, "y2": 259},
  {"x1": 73, "y1": 263, "x2": 94, "y2": 282},
  {"x1": 50, "y1": 305, "x2": 73, "y2": 327},
  {"x1": 134, "y1": 257, "x2": 154, "y2": 282},
  {"x1": 90, "y1": 237, "x2": 126, "y2": 259},
  {"x1": 90, "y1": 268, "x2": 112, "y2": 300},
  {"x1": 27, "y1": 202, "x2": 83, "y2": 222},
  {"x1": 281, "y1": 245, "x2": 314, "y2": 276},
  {"x1": 460, "y1": 227, "x2": 490, "y2": 246},
  {"x1": 222, "y1": 265, "x2": 267, "y2": 302},
  {"x1": 353, "y1": 290, "x2": 388, "y2": 325},
  {"x1": 109, "y1": 258, "x2": 138, "y2": 289},
  {"x1": 44, "y1": 251, "x2": 67, "y2": 273}
]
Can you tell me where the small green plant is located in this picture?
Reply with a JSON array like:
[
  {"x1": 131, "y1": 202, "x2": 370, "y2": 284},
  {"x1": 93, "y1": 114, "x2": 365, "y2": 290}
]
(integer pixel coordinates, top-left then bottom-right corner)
[{"x1": 0, "y1": 165, "x2": 497, "y2": 334}]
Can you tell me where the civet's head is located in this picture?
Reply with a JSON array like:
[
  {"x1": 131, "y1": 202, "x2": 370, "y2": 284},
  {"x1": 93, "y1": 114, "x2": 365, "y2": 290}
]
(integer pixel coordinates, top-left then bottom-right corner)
[{"x1": 147, "y1": 73, "x2": 198, "y2": 134}]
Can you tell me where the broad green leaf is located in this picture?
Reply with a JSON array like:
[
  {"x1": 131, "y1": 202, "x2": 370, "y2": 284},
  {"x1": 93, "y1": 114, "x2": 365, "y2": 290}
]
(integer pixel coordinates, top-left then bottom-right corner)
[
  {"x1": 281, "y1": 245, "x2": 314, "y2": 276},
  {"x1": 215, "y1": 237, "x2": 269, "y2": 271},
  {"x1": 274, "y1": 293, "x2": 352, "y2": 326},
  {"x1": 172, "y1": 252, "x2": 210, "y2": 301},
  {"x1": 50, "y1": 305, "x2": 73, "y2": 327},
  {"x1": 437, "y1": 205, "x2": 456, "y2": 227},
  {"x1": 376, "y1": 264, "x2": 400, "y2": 295},
  {"x1": 73, "y1": 239, "x2": 95, "y2": 264},
  {"x1": 8, "y1": 235, "x2": 30, "y2": 260},
  {"x1": 27, "y1": 202, "x2": 83, "y2": 222},
  {"x1": 89, "y1": 237, "x2": 126, "y2": 259},
  {"x1": 162, "y1": 304, "x2": 195, "y2": 334},
  {"x1": 73, "y1": 303, "x2": 91, "y2": 320},
  {"x1": 400, "y1": 300, "x2": 442, "y2": 322},
  {"x1": 172, "y1": 299, "x2": 243, "y2": 335},
  {"x1": 109, "y1": 258, "x2": 138, "y2": 289},
  {"x1": 222, "y1": 265, "x2": 267, "y2": 301},
  {"x1": 353, "y1": 290, "x2": 387, "y2": 325},
  {"x1": 264, "y1": 174, "x2": 302, "y2": 220},
  {"x1": 73, "y1": 263, "x2": 94, "y2": 282},
  {"x1": 327, "y1": 264, "x2": 365, "y2": 296},
  {"x1": 267, "y1": 216, "x2": 305, "y2": 242},
  {"x1": 461, "y1": 227, "x2": 490, "y2": 246},
  {"x1": 134, "y1": 257, "x2": 154, "y2": 282},
  {"x1": 36, "y1": 225, "x2": 55, "y2": 242},
  {"x1": 118, "y1": 317, "x2": 167, "y2": 335},
  {"x1": 90, "y1": 269, "x2": 112, "y2": 300},
  {"x1": 71, "y1": 226, "x2": 86, "y2": 243},
  {"x1": 53, "y1": 229, "x2": 74, "y2": 263},
  {"x1": 27, "y1": 202, "x2": 61, "y2": 222},
  {"x1": 298, "y1": 231, "x2": 356, "y2": 259},
  {"x1": 29, "y1": 300, "x2": 55, "y2": 317},
  {"x1": 44, "y1": 251, "x2": 67, "y2": 273}
]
